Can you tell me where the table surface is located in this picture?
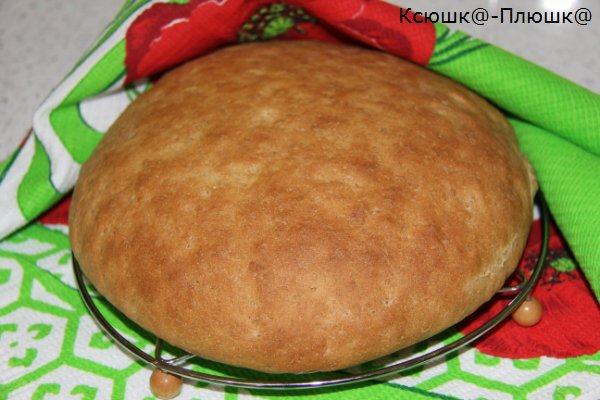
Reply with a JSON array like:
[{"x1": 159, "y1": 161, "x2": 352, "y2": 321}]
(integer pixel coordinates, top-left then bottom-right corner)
[{"x1": 0, "y1": 0, "x2": 598, "y2": 161}]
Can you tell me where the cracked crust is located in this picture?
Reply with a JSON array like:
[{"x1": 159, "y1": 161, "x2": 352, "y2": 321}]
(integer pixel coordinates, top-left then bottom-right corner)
[{"x1": 69, "y1": 41, "x2": 534, "y2": 373}]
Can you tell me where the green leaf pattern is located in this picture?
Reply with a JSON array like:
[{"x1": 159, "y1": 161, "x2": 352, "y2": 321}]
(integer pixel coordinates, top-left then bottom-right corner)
[{"x1": 0, "y1": 0, "x2": 598, "y2": 398}]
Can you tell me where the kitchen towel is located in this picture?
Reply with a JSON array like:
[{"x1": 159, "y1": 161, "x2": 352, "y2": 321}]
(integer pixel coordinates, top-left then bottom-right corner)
[{"x1": 1, "y1": 1, "x2": 599, "y2": 398}]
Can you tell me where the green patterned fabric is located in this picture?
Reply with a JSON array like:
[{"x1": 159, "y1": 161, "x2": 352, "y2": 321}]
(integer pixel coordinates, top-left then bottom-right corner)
[
  {"x1": 2, "y1": 223, "x2": 599, "y2": 398},
  {"x1": 429, "y1": 24, "x2": 600, "y2": 298},
  {"x1": 1, "y1": 1, "x2": 599, "y2": 399}
]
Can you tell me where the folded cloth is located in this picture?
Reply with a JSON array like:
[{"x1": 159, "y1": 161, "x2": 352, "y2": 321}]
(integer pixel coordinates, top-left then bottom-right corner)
[
  {"x1": 0, "y1": 1, "x2": 599, "y2": 398},
  {"x1": 1, "y1": 0, "x2": 598, "y2": 301},
  {"x1": 426, "y1": 25, "x2": 600, "y2": 300}
]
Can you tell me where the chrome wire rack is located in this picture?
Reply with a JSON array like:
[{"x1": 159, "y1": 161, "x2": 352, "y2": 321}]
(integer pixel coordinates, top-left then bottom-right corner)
[{"x1": 73, "y1": 192, "x2": 550, "y2": 390}]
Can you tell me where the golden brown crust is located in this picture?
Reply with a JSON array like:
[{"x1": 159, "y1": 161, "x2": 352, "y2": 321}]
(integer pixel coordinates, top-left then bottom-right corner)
[{"x1": 69, "y1": 40, "x2": 534, "y2": 373}]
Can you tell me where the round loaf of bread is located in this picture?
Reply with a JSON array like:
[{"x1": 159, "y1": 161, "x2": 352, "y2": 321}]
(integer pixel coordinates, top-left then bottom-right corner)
[{"x1": 70, "y1": 40, "x2": 535, "y2": 373}]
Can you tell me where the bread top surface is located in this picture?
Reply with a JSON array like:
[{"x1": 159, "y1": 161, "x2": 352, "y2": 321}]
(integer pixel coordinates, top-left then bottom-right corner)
[{"x1": 70, "y1": 40, "x2": 534, "y2": 373}]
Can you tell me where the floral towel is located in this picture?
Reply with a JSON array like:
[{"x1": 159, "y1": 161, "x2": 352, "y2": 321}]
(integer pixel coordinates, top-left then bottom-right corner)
[{"x1": 1, "y1": 1, "x2": 599, "y2": 399}]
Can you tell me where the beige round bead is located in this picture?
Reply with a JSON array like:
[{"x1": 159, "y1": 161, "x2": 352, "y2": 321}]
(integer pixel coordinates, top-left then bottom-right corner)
[
  {"x1": 512, "y1": 296, "x2": 543, "y2": 327},
  {"x1": 149, "y1": 369, "x2": 183, "y2": 399}
]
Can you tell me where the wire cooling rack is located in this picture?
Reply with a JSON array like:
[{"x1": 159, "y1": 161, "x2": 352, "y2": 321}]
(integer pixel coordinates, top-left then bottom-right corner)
[{"x1": 73, "y1": 192, "x2": 550, "y2": 390}]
